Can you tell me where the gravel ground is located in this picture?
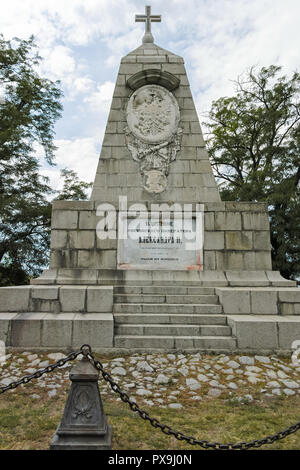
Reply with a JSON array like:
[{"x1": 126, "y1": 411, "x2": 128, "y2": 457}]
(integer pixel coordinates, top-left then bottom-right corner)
[{"x1": 1, "y1": 351, "x2": 300, "y2": 409}]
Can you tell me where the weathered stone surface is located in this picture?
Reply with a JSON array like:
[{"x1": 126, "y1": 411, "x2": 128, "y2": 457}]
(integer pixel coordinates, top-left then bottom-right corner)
[
  {"x1": 48, "y1": 353, "x2": 66, "y2": 361},
  {"x1": 238, "y1": 356, "x2": 255, "y2": 366},
  {"x1": 253, "y1": 231, "x2": 271, "y2": 250},
  {"x1": 265, "y1": 271, "x2": 296, "y2": 287},
  {"x1": 278, "y1": 290, "x2": 300, "y2": 303},
  {"x1": 90, "y1": 41, "x2": 220, "y2": 203},
  {"x1": 242, "y1": 213, "x2": 269, "y2": 231},
  {"x1": 225, "y1": 271, "x2": 269, "y2": 287},
  {"x1": 126, "y1": 69, "x2": 180, "y2": 91},
  {"x1": 215, "y1": 212, "x2": 241, "y2": 231},
  {"x1": 204, "y1": 232, "x2": 224, "y2": 250},
  {"x1": 72, "y1": 313, "x2": 114, "y2": 348},
  {"x1": 51, "y1": 211, "x2": 78, "y2": 230},
  {"x1": 60, "y1": 287, "x2": 86, "y2": 312},
  {"x1": 111, "y1": 366, "x2": 126, "y2": 376},
  {"x1": 79, "y1": 211, "x2": 97, "y2": 230},
  {"x1": 41, "y1": 315, "x2": 74, "y2": 347},
  {"x1": 154, "y1": 374, "x2": 170, "y2": 384},
  {"x1": 0, "y1": 313, "x2": 17, "y2": 343},
  {"x1": 10, "y1": 313, "x2": 45, "y2": 347},
  {"x1": 227, "y1": 315, "x2": 278, "y2": 349},
  {"x1": 225, "y1": 232, "x2": 253, "y2": 250},
  {"x1": 254, "y1": 252, "x2": 272, "y2": 270},
  {"x1": 50, "y1": 230, "x2": 68, "y2": 249},
  {"x1": 87, "y1": 286, "x2": 113, "y2": 313},
  {"x1": 31, "y1": 287, "x2": 59, "y2": 300},
  {"x1": 137, "y1": 361, "x2": 154, "y2": 373},
  {"x1": 52, "y1": 200, "x2": 94, "y2": 211},
  {"x1": 0, "y1": 287, "x2": 31, "y2": 312},
  {"x1": 56, "y1": 269, "x2": 97, "y2": 285},
  {"x1": 277, "y1": 318, "x2": 300, "y2": 349},
  {"x1": 216, "y1": 288, "x2": 251, "y2": 314},
  {"x1": 280, "y1": 303, "x2": 300, "y2": 315},
  {"x1": 69, "y1": 231, "x2": 95, "y2": 249},
  {"x1": 2, "y1": 36, "x2": 298, "y2": 357},
  {"x1": 186, "y1": 378, "x2": 201, "y2": 390},
  {"x1": 251, "y1": 290, "x2": 278, "y2": 315}
]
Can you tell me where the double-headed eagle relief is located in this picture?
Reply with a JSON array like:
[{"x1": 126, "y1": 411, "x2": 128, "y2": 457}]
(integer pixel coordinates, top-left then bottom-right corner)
[{"x1": 125, "y1": 85, "x2": 182, "y2": 193}]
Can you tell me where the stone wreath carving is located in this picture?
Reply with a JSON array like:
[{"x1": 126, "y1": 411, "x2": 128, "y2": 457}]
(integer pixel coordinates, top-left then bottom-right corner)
[
  {"x1": 125, "y1": 84, "x2": 182, "y2": 194},
  {"x1": 72, "y1": 388, "x2": 94, "y2": 420}
]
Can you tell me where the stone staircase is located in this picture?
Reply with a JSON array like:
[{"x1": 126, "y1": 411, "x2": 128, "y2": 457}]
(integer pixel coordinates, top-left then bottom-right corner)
[{"x1": 113, "y1": 286, "x2": 237, "y2": 350}]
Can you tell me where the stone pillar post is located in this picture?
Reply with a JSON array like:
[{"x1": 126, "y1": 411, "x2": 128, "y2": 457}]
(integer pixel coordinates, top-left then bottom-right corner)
[{"x1": 50, "y1": 355, "x2": 112, "y2": 450}]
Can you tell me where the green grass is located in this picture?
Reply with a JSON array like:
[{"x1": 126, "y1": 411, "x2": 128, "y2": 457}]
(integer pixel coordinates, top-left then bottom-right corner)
[
  {"x1": 1, "y1": 384, "x2": 300, "y2": 450},
  {"x1": 0, "y1": 352, "x2": 300, "y2": 450}
]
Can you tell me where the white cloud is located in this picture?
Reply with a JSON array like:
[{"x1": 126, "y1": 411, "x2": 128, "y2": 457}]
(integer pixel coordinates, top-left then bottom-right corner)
[
  {"x1": 104, "y1": 29, "x2": 143, "y2": 67},
  {"x1": 72, "y1": 77, "x2": 95, "y2": 95},
  {"x1": 0, "y1": 0, "x2": 137, "y2": 46},
  {"x1": 149, "y1": 0, "x2": 300, "y2": 124},
  {"x1": 38, "y1": 136, "x2": 99, "y2": 198},
  {"x1": 39, "y1": 45, "x2": 76, "y2": 81},
  {"x1": 53, "y1": 137, "x2": 99, "y2": 182},
  {"x1": 84, "y1": 81, "x2": 115, "y2": 112},
  {"x1": 2, "y1": 0, "x2": 300, "y2": 181},
  {"x1": 39, "y1": 168, "x2": 63, "y2": 193}
]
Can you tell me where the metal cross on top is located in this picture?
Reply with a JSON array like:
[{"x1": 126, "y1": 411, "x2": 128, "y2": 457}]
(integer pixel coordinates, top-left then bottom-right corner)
[{"x1": 135, "y1": 5, "x2": 161, "y2": 44}]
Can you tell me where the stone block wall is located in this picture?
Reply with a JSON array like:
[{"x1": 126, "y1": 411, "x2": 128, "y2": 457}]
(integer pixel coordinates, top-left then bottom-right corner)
[
  {"x1": 49, "y1": 200, "x2": 272, "y2": 272},
  {"x1": 0, "y1": 285, "x2": 113, "y2": 313},
  {"x1": 91, "y1": 43, "x2": 221, "y2": 204},
  {"x1": 203, "y1": 202, "x2": 272, "y2": 271},
  {"x1": 227, "y1": 315, "x2": 300, "y2": 351}
]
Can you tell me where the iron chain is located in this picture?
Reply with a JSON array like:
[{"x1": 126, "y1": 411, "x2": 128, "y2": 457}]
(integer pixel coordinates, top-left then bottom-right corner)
[
  {"x1": 1, "y1": 344, "x2": 300, "y2": 450},
  {"x1": 0, "y1": 349, "x2": 82, "y2": 394},
  {"x1": 84, "y1": 346, "x2": 300, "y2": 450}
]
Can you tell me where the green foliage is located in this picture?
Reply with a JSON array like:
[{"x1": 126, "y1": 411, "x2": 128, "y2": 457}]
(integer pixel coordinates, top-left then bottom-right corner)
[
  {"x1": 0, "y1": 35, "x2": 91, "y2": 286},
  {"x1": 205, "y1": 65, "x2": 300, "y2": 279},
  {"x1": 0, "y1": 34, "x2": 62, "y2": 165},
  {"x1": 56, "y1": 168, "x2": 93, "y2": 201}
]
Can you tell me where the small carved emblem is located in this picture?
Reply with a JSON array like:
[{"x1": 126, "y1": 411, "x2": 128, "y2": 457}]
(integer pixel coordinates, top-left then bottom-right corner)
[
  {"x1": 72, "y1": 389, "x2": 93, "y2": 420},
  {"x1": 125, "y1": 85, "x2": 182, "y2": 193},
  {"x1": 143, "y1": 170, "x2": 167, "y2": 193}
]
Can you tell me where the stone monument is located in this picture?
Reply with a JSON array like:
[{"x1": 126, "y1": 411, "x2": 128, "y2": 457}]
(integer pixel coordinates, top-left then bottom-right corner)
[{"x1": 0, "y1": 6, "x2": 300, "y2": 353}]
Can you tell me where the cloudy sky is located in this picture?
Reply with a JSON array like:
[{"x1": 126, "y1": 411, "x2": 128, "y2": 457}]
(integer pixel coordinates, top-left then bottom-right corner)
[{"x1": 1, "y1": 0, "x2": 300, "y2": 193}]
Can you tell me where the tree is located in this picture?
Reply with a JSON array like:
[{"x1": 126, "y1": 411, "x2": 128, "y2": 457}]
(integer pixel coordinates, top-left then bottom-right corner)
[
  {"x1": 205, "y1": 65, "x2": 300, "y2": 280},
  {"x1": 56, "y1": 168, "x2": 92, "y2": 201},
  {"x1": 0, "y1": 35, "x2": 91, "y2": 286}
]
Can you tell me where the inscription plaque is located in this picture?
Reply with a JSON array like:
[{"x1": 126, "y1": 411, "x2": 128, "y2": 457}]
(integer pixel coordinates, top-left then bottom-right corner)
[{"x1": 118, "y1": 212, "x2": 203, "y2": 271}]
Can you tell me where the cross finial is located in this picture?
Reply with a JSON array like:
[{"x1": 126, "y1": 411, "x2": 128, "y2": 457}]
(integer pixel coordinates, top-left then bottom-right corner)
[{"x1": 135, "y1": 5, "x2": 161, "y2": 44}]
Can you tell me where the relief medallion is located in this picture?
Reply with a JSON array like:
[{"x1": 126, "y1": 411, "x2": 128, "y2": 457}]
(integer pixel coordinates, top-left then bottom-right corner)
[{"x1": 125, "y1": 85, "x2": 182, "y2": 193}]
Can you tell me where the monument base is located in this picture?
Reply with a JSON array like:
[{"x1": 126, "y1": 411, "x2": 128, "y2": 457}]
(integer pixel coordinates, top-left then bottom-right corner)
[
  {"x1": 0, "y1": 271, "x2": 299, "y2": 353},
  {"x1": 30, "y1": 268, "x2": 296, "y2": 287},
  {"x1": 50, "y1": 426, "x2": 112, "y2": 450}
]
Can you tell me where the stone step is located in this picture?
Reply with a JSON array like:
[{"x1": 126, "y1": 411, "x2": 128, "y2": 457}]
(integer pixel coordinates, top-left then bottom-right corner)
[
  {"x1": 114, "y1": 335, "x2": 237, "y2": 350},
  {"x1": 114, "y1": 286, "x2": 215, "y2": 295},
  {"x1": 113, "y1": 303, "x2": 223, "y2": 314},
  {"x1": 114, "y1": 313, "x2": 227, "y2": 325},
  {"x1": 115, "y1": 324, "x2": 232, "y2": 336},
  {"x1": 280, "y1": 302, "x2": 300, "y2": 315},
  {"x1": 114, "y1": 294, "x2": 219, "y2": 304}
]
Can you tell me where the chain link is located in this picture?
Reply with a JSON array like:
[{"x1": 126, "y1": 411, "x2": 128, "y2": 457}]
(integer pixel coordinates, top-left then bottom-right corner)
[
  {"x1": 1, "y1": 344, "x2": 300, "y2": 450},
  {"x1": 85, "y1": 348, "x2": 300, "y2": 450},
  {"x1": 0, "y1": 349, "x2": 82, "y2": 394}
]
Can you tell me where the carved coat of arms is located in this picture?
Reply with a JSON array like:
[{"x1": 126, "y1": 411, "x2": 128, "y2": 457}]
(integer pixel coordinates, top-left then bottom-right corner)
[{"x1": 125, "y1": 84, "x2": 182, "y2": 193}]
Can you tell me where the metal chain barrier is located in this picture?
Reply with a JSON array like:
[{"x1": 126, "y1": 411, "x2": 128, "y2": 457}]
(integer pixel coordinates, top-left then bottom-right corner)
[
  {"x1": 1, "y1": 344, "x2": 300, "y2": 449},
  {"x1": 0, "y1": 349, "x2": 82, "y2": 394},
  {"x1": 83, "y1": 345, "x2": 300, "y2": 450}
]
